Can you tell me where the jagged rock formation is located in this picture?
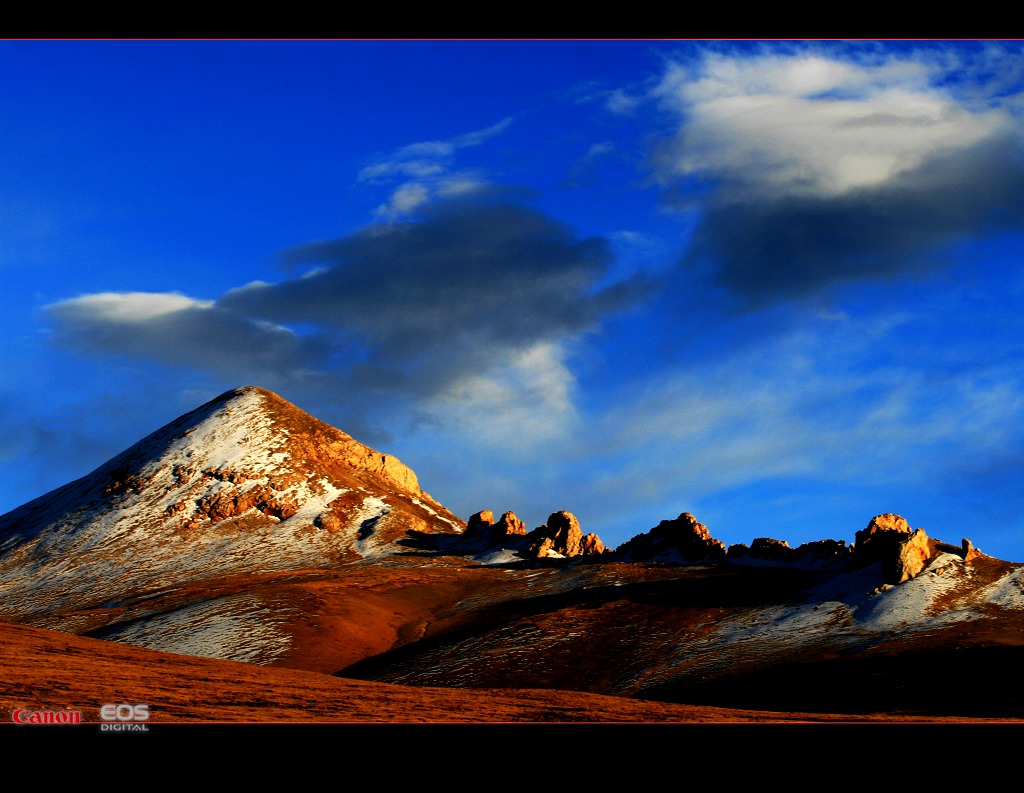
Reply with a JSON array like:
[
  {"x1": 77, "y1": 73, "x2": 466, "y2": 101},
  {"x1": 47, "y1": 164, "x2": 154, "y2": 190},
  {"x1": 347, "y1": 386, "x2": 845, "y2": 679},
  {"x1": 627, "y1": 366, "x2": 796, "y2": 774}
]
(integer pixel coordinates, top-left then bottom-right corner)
[
  {"x1": 790, "y1": 539, "x2": 851, "y2": 564},
  {"x1": 962, "y1": 538, "x2": 981, "y2": 562},
  {"x1": 728, "y1": 537, "x2": 852, "y2": 566},
  {"x1": 460, "y1": 510, "x2": 970, "y2": 590},
  {"x1": 463, "y1": 509, "x2": 496, "y2": 539},
  {"x1": 496, "y1": 511, "x2": 528, "y2": 537},
  {"x1": 892, "y1": 529, "x2": 932, "y2": 584},
  {"x1": 853, "y1": 513, "x2": 932, "y2": 583},
  {"x1": 460, "y1": 509, "x2": 607, "y2": 560},
  {"x1": 856, "y1": 513, "x2": 912, "y2": 545},
  {"x1": 463, "y1": 510, "x2": 528, "y2": 546},
  {"x1": 527, "y1": 511, "x2": 608, "y2": 559},
  {"x1": 616, "y1": 512, "x2": 727, "y2": 563},
  {"x1": 749, "y1": 537, "x2": 792, "y2": 560},
  {"x1": 852, "y1": 513, "x2": 981, "y2": 584},
  {"x1": 718, "y1": 513, "x2": 969, "y2": 581}
]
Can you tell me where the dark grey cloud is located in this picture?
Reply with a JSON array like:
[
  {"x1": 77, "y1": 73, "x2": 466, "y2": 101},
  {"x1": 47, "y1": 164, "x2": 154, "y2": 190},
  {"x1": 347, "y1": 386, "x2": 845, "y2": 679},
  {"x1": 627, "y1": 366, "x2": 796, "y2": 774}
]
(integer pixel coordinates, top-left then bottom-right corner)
[
  {"x1": 45, "y1": 198, "x2": 650, "y2": 437},
  {"x1": 47, "y1": 295, "x2": 330, "y2": 380},
  {"x1": 220, "y1": 199, "x2": 649, "y2": 392},
  {"x1": 684, "y1": 136, "x2": 1024, "y2": 307}
]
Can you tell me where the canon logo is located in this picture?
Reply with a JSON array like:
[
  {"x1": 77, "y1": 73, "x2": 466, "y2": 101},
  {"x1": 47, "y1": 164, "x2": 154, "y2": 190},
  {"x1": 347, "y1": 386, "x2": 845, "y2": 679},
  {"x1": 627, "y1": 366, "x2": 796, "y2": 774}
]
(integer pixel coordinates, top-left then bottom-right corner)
[{"x1": 11, "y1": 708, "x2": 82, "y2": 725}]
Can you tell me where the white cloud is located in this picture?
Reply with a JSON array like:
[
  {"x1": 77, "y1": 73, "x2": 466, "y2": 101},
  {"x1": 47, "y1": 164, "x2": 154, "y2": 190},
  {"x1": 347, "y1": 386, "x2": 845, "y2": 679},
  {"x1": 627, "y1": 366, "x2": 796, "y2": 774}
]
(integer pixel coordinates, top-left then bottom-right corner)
[
  {"x1": 435, "y1": 176, "x2": 485, "y2": 197},
  {"x1": 640, "y1": 46, "x2": 1024, "y2": 305},
  {"x1": 45, "y1": 290, "x2": 319, "y2": 386},
  {"x1": 357, "y1": 160, "x2": 446, "y2": 183},
  {"x1": 375, "y1": 175, "x2": 488, "y2": 218},
  {"x1": 449, "y1": 117, "x2": 514, "y2": 148},
  {"x1": 651, "y1": 49, "x2": 1016, "y2": 200},
  {"x1": 376, "y1": 182, "x2": 432, "y2": 216},
  {"x1": 425, "y1": 341, "x2": 578, "y2": 448},
  {"x1": 51, "y1": 292, "x2": 213, "y2": 323},
  {"x1": 605, "y1": 88, "x2": 643, "y2": 115}
]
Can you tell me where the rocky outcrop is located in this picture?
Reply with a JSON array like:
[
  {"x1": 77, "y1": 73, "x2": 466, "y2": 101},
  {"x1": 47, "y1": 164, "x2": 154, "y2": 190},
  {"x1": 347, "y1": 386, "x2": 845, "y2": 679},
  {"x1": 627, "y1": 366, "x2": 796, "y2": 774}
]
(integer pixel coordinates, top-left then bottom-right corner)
[
  {"x1": 527, "y1": 511, "x2": 608, "y2": 559},
  {"x1": 855, "y1": 513, "x2": 912, "y2": 547},
  {"x1": 727, "y1": 538, "x2": 790, "y2": 562},
  {"x1": 962, "y1": 538, "x2": 981, "y2": 562},
  {"x1": 729, "y1": 537, "x2": 792, "y2": 561},
  {"x1": 892, "y1": 528, "x2": 932, "y2": 584},
  {"x1": 463, "y1": 510, "x2": 495, "y2": 540},
  {"x1": 616, "y1": 513, "x2": 727, "y2": 563},
  {"x1": 314, "y1": 511, "x2": 343, "y2": 533},
  {"x1": 495, "y1": 511, "x2": 527, "y2": 537},
  {"x1": 456, "y1": 507, "x2": 976, "y2": 578},
  {"x1": 463, "y1": 510, "x2": 528, "y2": 547},
  {"x1": 792, "y1": 538, "x2": 851, "y2": 564},
  {"x1": 728, "y1": 537, "x2": 851, "y2": 566},
  {"x1": 167, "y1": 479, "x2": 302, "y2": 531},
  {"x1": 751, "y1": 537, "x2": 792, "y2": 560},
  {"x1": 854, "y1": 514, "x2": 935, "y2": 584}
]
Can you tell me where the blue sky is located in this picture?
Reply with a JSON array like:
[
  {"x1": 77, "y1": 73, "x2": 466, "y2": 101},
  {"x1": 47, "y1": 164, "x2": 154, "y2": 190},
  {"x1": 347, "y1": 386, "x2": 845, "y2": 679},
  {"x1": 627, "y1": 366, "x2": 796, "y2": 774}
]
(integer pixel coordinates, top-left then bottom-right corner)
[{"x1": 5, "y1": 39, "x2": 1024, "y2": 560}]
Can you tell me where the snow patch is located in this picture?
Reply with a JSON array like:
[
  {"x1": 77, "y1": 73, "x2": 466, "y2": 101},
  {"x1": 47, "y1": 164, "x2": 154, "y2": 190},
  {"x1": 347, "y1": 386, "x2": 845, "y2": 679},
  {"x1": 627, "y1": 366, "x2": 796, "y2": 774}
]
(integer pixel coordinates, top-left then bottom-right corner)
[
  {"x1": 852, "y1": 553, "x2": 972, "y2": 632},
  {"x1": 99, "y1": 592, "x2": 294, "y2": 665},
  {"x1": 474, "y1": 547, "x2": 523, "y2": 565},
  {"x1": 351, "y1": 495, "x2": 392, "y2": 557},
  {"x1": 411, "y1": 496, "x2": 461, "y2": 529},
  {"x1": 982, "y1": 568, "x2": 1024, "y2": 609}
]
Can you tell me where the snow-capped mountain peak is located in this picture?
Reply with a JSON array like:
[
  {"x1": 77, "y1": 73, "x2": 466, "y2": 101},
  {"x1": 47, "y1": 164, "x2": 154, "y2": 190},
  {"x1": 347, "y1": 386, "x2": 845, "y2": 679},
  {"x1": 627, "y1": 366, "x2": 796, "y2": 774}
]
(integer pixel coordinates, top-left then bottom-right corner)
[{"x1": 0, "y1": 386, "x2": 462, "y2": 626}]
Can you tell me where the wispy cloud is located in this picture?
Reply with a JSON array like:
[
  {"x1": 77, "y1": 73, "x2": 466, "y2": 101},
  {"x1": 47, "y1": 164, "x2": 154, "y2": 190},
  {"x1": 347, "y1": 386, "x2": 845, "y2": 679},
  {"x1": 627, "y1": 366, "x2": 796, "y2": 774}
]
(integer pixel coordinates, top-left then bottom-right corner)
[
  {"x1": 425, "y1": 340, "x2": 579, "y2": 448},
  {"x1": 565, "y1": 140, "x2": 615, "y2": 187},
  {"x1": 357, "y1": 118, "x2": 514, "y2": 219},
  {"x1": 560, "y1": 300, "x2": 1024, "y2": 539}
]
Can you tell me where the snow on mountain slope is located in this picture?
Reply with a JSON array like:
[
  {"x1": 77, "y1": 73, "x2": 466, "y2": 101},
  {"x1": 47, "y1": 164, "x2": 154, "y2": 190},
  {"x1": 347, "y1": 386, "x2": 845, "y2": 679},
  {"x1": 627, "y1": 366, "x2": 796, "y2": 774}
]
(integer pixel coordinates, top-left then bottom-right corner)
[
  {"x1": 340, "y1": 548, "x2": 1024, "y2": 714},
  {"x1": 0, "y1": 386, "x2": 462, "y2": 632},
  {"x1": 94, "y1": 591, "x2": 298, "y2": 665},
  {"x1": 609, "y1": 554, "x2": 978, "y2": 696}
]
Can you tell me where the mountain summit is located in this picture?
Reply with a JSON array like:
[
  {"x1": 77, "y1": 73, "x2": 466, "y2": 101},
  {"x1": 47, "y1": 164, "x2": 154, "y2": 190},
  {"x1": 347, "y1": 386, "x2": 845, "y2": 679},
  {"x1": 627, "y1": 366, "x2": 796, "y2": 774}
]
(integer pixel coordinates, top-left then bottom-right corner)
[{"x1": 0, "y1": 386, "x2": 462, "y2": 630}]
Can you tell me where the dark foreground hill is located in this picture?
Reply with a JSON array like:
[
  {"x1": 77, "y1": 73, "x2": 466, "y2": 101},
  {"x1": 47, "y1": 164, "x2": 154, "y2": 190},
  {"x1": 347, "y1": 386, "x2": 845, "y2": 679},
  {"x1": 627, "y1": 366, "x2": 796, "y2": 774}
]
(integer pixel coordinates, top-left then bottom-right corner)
[{"x1": 7, "y1": 619, "x2": 954, "y2": 724}]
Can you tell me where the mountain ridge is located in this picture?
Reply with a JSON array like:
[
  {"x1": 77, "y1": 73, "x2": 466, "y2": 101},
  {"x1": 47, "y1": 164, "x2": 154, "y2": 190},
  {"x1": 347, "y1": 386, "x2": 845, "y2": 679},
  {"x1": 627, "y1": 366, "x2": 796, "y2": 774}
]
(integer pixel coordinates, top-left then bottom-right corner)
[{"x1": 2, "y1": 385, "x2": 1023, "y2": 721}]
